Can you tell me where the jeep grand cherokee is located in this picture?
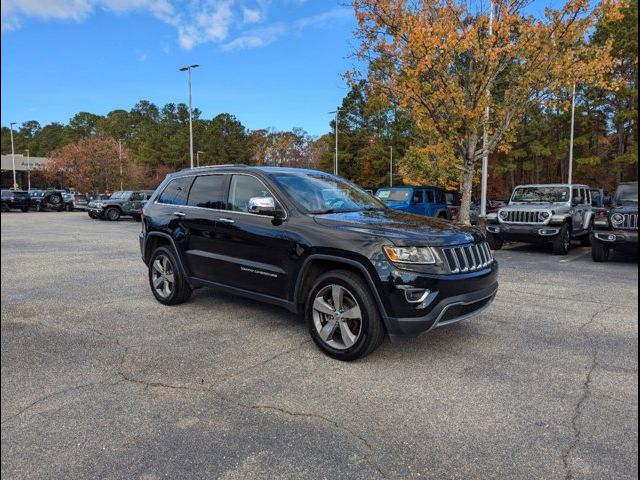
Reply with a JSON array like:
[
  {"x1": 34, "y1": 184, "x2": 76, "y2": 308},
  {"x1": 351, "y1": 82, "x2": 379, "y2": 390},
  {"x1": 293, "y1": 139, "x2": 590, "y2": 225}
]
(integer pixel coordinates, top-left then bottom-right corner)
[{"x1": 139, "y1": 166, "x2": 499, "y2": 360}]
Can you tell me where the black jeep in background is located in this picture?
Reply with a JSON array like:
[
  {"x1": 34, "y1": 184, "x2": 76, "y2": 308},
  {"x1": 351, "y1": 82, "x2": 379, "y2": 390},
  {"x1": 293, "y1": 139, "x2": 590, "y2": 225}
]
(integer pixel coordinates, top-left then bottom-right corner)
[
  {"x1": 1, "y1": 190, "x2": 30, "y2": 212},
  {"x1": 139, "y1": 166, "x2": 498, "y2": 360},
  {"x1": 88, "y1": 190, "x2": 153, "y2": 221},
  {"x1": 591, "y1": 181, "x2": 638, "y2": 262}
]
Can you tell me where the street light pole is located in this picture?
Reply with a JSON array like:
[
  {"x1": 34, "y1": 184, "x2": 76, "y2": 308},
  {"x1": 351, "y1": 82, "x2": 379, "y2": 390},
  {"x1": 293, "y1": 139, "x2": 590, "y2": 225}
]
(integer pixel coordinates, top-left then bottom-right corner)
[
  {"x1": 179, "y1": 64, "x2": 200, "y2": 169},
  {"x1": 329, "y1": 109, "x2": 341, "y2": 176},
  {"x1": 196, "y1": 151, "x2": 205, "y2": 167},
  {"x1": 390, "y1": 146, "x2": 393, "y2": 187},
  {"x1": 480, "y1": 0, "x2": 493, "y2": 221},
  {"x1": 25, "y1": 149, "x2": 30, "y2": 191},
  {"x1": 9, "y1": 122, "x2": 17, "y2": 189},
  {"x1": 118, "y1": 139, "x2": 123, "y2": 191},
  {"x1": 568, "y1": 82, "x2": 576, "y2": 185}
]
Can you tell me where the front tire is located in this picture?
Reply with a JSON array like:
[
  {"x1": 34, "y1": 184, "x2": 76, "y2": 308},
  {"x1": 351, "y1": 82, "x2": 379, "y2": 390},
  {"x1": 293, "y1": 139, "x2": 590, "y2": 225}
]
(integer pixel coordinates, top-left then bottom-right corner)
[
  {"x1": 580, "y1": 224, "x2": 593, "y2": 246},
  {"x1": 305, "y1": 270, "x2": 384, "y2": 361},
  {"x1": 148, "y1": 247, "x2": 192, "y2": 305},
  {"x1": 591, "y1": 239, "x2": 610, "y2": 262},
  {"x1": 21, "y1": 206, "x2": 29, "y2": 212},
  {"x1": 486, "y1": 232, "x2": 504, "y2": 250},
  {"x1": 105, "y1": 207, "x2": 121, "y2": 221},
  {"x1": 552, "y1": 224, "x2": 571, "y2": 255}
]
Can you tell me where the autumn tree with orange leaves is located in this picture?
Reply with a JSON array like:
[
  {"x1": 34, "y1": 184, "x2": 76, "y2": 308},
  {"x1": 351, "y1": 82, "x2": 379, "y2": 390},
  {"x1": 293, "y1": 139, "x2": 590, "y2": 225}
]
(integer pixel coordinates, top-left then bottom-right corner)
[
  {"x1": 41, "y1": 135, "x2": 147, "y2": 194},
  {"x1": 352, "y1": 0, "x2": 621, "y2": 223}
]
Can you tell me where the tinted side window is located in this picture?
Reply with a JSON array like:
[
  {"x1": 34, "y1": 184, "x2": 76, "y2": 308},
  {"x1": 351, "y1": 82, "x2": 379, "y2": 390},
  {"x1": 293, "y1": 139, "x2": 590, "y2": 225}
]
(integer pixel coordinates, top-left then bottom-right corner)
[
  {"x1": 572, "y1": 188, "x2": 582, "y2": 203},
  {"x1": 187, "y1": 175, "x2": 227, "y2": 209},
  {"x1": 436, "y1": 190, "x2": 446, "y2": 204},
  {"x1": 228, "y1": 175, "x2": 272, "y2": 212},
  {"x1": 425, "y1": 190, "x2": 435, "y2": 203},
  {"x1": 411, "y1": 190, "x2": 424, "y2": 204},
  {"x1": 158, "y1": 177, "x2": 193, "y2": 205},
  {"x1": 130, "y1": 192, "x2": 145, "y2": 201}
]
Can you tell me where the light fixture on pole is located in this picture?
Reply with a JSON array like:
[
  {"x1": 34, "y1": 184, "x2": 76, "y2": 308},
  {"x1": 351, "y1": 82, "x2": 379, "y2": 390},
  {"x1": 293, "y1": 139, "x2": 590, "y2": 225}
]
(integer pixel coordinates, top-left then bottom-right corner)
[
  {"x1": 9, "y1": 122, "x2": 17, "y2": 189},
  {"x1": 568, "y1": 82, "x2": 576, "y2": 185},
  {"x1": 25, "y1": 149, "x2": 31, "y2": 191},
  {"x1": 118, "y1": 139, "x2": 124, "y2": 191},
  {"x1": 196, "y1": 151, "x2": 205, "y2": 167},
  {"x1": 179, "y1": 64, "x2": 200, "y2": 169},
  {"x1": 329, "y1": 109, "x2": 342, "y2": 176},
  {"x1": 480, "y1": 0, "x2": 493, "y2": 222}
]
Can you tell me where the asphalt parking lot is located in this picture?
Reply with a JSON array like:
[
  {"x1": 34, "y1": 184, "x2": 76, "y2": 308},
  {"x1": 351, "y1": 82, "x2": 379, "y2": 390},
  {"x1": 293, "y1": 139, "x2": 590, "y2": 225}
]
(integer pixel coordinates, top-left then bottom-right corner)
[{"x1": 1, "y1": 211, "x2": 637, "y2": 479}]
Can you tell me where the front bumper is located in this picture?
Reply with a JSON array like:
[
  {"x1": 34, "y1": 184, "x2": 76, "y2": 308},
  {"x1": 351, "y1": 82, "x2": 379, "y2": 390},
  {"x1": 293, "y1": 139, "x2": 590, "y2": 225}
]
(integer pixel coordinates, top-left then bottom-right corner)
[
  {"x1": 88, "y1": 207, "x2": 105, "y2": 216},
  {"x1": 382, "y1": 260, "x2": 499, "y2": 341},
  {"x1": 487, "y1": 223, "x2": 560, "y2": 242},
  {"x1": 592, "y1": 229, "x2": 638, "y2": 251}
]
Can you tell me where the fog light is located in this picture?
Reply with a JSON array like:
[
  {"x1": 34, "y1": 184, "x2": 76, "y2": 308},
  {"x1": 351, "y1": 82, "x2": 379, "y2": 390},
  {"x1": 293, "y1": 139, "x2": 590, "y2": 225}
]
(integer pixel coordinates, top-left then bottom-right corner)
[
  {"x1": 403, "y1": 288, "x2": 430, "y2": 304},
  {"x1": 608, "y1": 234, "x2": 616, "y2": 241}
]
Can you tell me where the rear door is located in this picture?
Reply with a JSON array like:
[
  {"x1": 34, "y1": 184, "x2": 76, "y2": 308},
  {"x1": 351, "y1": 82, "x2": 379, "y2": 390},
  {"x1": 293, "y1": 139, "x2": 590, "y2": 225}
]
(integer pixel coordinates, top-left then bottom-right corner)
[
  {"x1": 181, "y1": 173, "x2": 229, "y2": 283},
  {"x1": 207, "y1": 173, "x2": 292, "y2": 299}
]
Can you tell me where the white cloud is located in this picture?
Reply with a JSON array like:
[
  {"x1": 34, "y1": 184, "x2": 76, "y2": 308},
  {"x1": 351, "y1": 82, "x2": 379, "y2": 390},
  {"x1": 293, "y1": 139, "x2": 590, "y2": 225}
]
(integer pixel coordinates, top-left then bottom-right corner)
[
  {"x1": 221, "y1": 22, "x2": 283, "y2": 51},
  {"x1": 1, "y1": 0, "x2": 352, "y2": 52},
  {"x1": 241, "y1": 6, "x2": 261, "y2": 24}
]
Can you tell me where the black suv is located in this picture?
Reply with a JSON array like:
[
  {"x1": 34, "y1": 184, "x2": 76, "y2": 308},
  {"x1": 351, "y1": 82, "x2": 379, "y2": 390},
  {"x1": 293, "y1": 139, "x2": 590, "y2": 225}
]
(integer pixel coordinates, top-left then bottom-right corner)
[
  {"x1": 1, "y1": 190, "x2": 30, "y2": 212},
  {"x1": 139, "y1": 166, "x2": 499, "y2": 360},
  {"x1": 591, "y1": 181, "x2": 638, "y2": 262},
  {"x1": 88, "y1": 190, "x2": 153, "y2": 221}
]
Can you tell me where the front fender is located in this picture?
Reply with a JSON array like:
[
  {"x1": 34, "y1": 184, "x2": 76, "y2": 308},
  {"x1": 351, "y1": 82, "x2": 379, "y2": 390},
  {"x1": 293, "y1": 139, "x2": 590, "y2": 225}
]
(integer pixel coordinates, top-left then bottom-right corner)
[{"x1": 582, "y1": 210, "x2": 595, "y2": 230}]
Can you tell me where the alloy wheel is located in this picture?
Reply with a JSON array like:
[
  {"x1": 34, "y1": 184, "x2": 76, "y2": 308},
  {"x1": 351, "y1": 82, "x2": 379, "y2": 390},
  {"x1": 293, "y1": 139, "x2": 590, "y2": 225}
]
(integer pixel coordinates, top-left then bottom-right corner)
[
  {"x1": 151, "y1": 255, "x2": 175, "y2": 299},
  {"x1": 312, "y1": 284, "x2": 362, "y2": 350}
]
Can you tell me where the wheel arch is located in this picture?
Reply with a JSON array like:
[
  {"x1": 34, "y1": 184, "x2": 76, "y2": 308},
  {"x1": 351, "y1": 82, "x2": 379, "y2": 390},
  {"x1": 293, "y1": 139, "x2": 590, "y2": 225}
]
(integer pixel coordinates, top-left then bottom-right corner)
[
  {"x1": 293, "y1": 254, "x2": 389, "y2": 324},
  {"x1": 143, "y1": 232, "x2": 193, "y2": 287}
]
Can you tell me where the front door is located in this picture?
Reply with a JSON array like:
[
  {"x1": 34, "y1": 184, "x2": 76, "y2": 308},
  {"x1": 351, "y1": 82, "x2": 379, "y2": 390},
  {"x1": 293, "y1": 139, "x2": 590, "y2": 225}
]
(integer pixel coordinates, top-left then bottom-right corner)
[
  {"x1": 408, "y1": 189, "x2": 426, "y2": 216},
  {"x1": 571, "y1": 187, "x2": 586, "y2": 233},
  {"x1": 209, "y1": 174, "x2": 293, "y2": 299}
]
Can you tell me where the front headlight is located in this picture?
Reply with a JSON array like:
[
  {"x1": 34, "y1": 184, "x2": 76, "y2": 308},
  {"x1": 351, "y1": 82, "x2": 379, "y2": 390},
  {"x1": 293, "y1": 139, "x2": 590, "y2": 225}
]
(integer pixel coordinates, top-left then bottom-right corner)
[
  {"x1": 539, "y1": 211, "x2": 551, "y2": 220},
  {"x1": 611, "y1": 213, "x2": 624, "y2": 226},
  {"x1": 498, "y1": 210, "x2": 508, "y2": 220},
  {"x1": 383, "y1": 246, "x2": 437, "y2": 264}
]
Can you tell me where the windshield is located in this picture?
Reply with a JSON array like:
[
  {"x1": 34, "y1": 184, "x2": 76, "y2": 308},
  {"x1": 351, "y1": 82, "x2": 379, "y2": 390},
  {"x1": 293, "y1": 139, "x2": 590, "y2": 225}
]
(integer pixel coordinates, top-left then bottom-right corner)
[
  {"x1": 270, "y1": 172, "x2": 386, "y2": 214},
  {"x1": 108, "y1": 191, "x2": 125, "y2": 199},
  {"x1": 511, "y1": 186, "x2": 570, "y2": 204},
  {"x1": 615, "y1": 184, "x2": 638, "y2": 204},
  {"x1": 375, "y1": 188, "x2": 411, "y2": 202}
]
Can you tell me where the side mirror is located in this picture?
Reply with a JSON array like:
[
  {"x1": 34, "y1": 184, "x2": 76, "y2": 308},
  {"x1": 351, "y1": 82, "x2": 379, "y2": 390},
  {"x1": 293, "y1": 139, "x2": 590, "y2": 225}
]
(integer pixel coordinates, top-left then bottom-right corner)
[{"x1": 248, "y1": 196, "x2": 277, "y2": 216}]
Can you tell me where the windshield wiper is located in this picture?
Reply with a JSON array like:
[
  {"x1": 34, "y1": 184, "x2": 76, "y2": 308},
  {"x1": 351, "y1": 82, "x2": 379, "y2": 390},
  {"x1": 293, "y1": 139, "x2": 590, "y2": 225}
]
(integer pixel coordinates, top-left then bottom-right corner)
[{"x1": 313, "y1": 209, "x2": 360, "y2": 215}]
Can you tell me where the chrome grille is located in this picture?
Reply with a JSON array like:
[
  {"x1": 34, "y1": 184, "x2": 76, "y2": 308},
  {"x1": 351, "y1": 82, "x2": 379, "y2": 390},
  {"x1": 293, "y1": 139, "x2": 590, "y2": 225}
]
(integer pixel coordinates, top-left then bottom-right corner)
[
  {"x1": 617, "y1": 213, "x2": 638, "y2": 230},
  {"x1": 502, "y1": 210, "x2": 547, "y2": 224},
  {"x1": 441, "y1": 243, "x2": 493, "y2": 274}
]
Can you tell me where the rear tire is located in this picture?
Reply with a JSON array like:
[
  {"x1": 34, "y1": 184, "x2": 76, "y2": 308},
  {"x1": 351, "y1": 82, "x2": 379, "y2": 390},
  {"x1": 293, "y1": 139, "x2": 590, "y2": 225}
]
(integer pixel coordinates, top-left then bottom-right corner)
[
  {"x1": 105, "y1": 207, "x2": 121, "y2": 221},
  {"x1": 21, "y1": 206, "x2": 29, "y2": 212},
  {"x1": 305, "y1": 270, "x2": 384, "y2": 361},
  {"x1": 552, "y1": 224, "x2": 571, "y2": 255},
  {"x1": 591, "y1": 239, "x2": 610, "y2": 262},
  {"x1": 486, "y1": 232, "x2": 503, "y2": 250},
  {"x1": 148, "y1": 247, "x2": 192, "y2": 305}
]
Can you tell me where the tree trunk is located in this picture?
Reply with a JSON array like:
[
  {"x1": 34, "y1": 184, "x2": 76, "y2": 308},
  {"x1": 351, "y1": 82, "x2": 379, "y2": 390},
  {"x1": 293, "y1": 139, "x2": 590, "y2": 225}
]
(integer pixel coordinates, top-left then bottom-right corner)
[{"x1": 458, "y1": 135, "x2": 479, "y2": 225}]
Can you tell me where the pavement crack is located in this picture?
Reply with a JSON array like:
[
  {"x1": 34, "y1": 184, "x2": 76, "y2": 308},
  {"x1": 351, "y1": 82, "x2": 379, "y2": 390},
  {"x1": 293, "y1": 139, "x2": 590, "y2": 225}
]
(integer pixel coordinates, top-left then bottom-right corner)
[
  {"x1": 561, "y1": 306, "x2": 612, "y2": 480},
  {"x1": 0, "y1": 378, "x2": 118, "y2": 425},
  {"x1": 251, "y1": 404, "x2": 387, "y2": 479}
]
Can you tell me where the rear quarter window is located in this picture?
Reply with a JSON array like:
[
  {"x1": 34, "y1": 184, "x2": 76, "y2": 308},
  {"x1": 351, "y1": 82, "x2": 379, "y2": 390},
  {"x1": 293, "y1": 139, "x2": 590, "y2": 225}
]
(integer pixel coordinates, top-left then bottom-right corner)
[{"x1": 157, "y1": 177, "x2": 193, "y2": 205}]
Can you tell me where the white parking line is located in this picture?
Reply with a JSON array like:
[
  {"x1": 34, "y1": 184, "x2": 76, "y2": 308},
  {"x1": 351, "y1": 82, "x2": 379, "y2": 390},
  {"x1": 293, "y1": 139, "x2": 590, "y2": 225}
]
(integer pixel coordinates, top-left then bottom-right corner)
[{"x1": 559, "y1": 250, "x2": 591, "y2": 263}]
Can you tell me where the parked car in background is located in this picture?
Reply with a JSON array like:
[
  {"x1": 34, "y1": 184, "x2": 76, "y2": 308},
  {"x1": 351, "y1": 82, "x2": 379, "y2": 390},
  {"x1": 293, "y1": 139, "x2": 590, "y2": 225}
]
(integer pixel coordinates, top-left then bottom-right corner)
[
  {"x1": 591, "y1": 181, "x2": 638, "y2": 262},
  {"x1": 1, "y1": 189, "x2": 30, "y2": 212},
  {"x1": 62, "y1": 192, "x2": 90, "y2": 211},
  {"x1": 139, "y1": 166, "x2": 498, "y2": 360},
  {"x1": 445, "y1": 190, "x2": 461, "y2": 221},
  {"x1": 375, "y1": 186, "x2": 449, "y2": 219},
  {"x1": 29, "y1": 189, "x2": 66, "y2": 212},
  {"x1": 486, "y1": 184, "x2": 595, "y2": 255},
  {"x1": 88, "y1": 190, "x2": 153, "y2": 221}
]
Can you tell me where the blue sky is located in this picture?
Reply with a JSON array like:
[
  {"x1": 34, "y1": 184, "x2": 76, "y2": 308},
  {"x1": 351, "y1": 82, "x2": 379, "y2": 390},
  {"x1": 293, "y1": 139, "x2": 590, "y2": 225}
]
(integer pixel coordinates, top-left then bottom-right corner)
[{"x1": 1, "y1": 0, "x2": 357, "y2": 136}]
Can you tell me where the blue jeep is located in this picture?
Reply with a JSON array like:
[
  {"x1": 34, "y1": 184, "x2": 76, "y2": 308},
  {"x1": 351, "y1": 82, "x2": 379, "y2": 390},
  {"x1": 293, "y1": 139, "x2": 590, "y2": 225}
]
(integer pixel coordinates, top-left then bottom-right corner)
[{"x1": 375, "y1": 186, "x2": 449, "y2": 219}]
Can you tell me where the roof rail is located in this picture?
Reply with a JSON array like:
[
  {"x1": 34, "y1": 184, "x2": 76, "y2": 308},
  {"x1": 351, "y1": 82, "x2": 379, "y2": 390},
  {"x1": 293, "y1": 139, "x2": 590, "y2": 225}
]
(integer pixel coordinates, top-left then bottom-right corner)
[{"x1": 182, "y1": 163, "x2": 249, "y2": 171}]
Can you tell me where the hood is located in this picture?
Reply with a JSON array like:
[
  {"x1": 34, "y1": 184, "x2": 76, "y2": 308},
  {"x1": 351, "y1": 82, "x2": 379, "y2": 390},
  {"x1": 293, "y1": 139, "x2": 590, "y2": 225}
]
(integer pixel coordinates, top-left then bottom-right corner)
[
  {"x1": 611, "y1": 205, "x2": 638, "y2": 214},
  {"x1": 504, "y1": 204, "x2": 565, "y2": 211},
  {"x1": 381, "y1": 200, "x2": 409, "y2": 210},
  {"x1": 312, "y1": 209, "x2": 482, "y2": 247}
]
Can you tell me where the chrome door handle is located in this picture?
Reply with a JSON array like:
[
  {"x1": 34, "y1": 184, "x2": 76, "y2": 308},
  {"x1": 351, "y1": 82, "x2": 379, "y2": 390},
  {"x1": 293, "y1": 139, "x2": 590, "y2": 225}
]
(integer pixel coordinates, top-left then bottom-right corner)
[
  {"x1": 173, "y1": 211, "x2": 186, "y2": 217},
  {"x1": 218, "y1": 217, "x2": 235, "y2": 224}
]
